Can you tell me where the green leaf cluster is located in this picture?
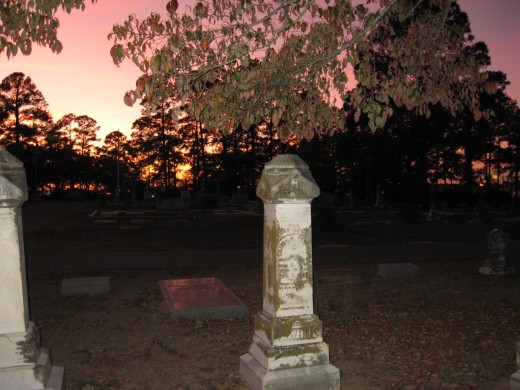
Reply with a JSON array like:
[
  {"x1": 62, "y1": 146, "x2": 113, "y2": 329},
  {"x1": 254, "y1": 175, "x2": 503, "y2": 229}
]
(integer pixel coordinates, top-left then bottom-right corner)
[
  {"x1": 0, "y1": 0, "x2": 96, "y2": 58},
  {"x1": 108, "y1": 0, "x2": 490, "y2": 140}
]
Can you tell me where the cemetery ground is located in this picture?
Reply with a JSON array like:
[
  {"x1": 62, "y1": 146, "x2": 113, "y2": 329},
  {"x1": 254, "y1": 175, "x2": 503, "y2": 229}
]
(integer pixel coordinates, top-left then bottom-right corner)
[{"x1": 22, "y1": 200, "x2": 520, "y2": 390}]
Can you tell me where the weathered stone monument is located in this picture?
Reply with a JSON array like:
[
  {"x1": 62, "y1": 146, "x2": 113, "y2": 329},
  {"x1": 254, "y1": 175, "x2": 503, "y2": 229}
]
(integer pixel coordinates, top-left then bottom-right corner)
[
  {"x1": 479, "y1": 228, "x2": 515, "y2": 276},
  {"x1": 240, "y1": 155, "x2": 340, "y2": 389},
  {"x1": 0, "y1": 147, "x2": 64, "y2": 389}
]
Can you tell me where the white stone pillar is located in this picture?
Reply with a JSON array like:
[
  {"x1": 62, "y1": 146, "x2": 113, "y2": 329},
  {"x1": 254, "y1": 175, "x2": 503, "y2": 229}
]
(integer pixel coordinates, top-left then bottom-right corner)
[
  {"x1": 0, "y1": 147, "x2": 64, "y2": 390},
  {"x1": 240, "y1": 155, "x2": 340, "y2": 389}
]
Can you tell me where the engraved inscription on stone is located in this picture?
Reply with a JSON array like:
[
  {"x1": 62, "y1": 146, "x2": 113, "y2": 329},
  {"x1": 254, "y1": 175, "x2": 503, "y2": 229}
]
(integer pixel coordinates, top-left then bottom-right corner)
[{"x1": 276, "y1": 221, "x2": 312, "y2": 314}]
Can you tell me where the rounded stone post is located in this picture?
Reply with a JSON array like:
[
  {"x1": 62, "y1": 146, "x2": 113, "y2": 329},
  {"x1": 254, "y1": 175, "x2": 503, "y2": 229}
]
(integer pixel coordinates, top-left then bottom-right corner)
[
  {"x1": 240, "y1": 155, "x2": 340, "y2": 389},
  {"x1": 0, "y1": 147, "x2": 63, "y2": 389}
]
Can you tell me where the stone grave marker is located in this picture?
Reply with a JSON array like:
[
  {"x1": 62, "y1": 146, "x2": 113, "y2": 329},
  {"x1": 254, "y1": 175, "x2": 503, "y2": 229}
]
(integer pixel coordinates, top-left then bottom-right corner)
[
  {"x1": 173, "y1": 197, "x2": 189, "y2": 210},
  {"x1": 120, "y1": 225, "x2": 140, "y2": 230},
  {"x1": 0, "y1": 147, "x2": 64, "y2": 389},
  {"x1": 126, "y1": 211, "x2": 145, "y2": 215},
  {"x1": 479, "y1": 228, "x2": 515, "y2": 276},
  {"x1": 239, "y1": 154, "x2": 340, "y2": 390},
  {"x1": 427, "y1": 203, "x2": 440, "y2": 221},
  {"x1": 180, "y1": 190, "x2": 191, "y2": 203},
  {"x1": 61, "y1": 276, "x2": 111, "y2": 296},
  {"x1": 100, "y1": 211, "x2": 119, "y2": 216},
  {"x1": 93, "y1": 219, "x2": 117, "y2": 224},
  {"x1": 159, "y1": 277, "x2": 249, "y2": 319},
  {"x1": 130, "y1": 218, "x2": 154, "y2": 224},
  {"x1": 157, "y1": 197, "x2": 174, "y2": 210},
  {"x1": 231, "y1": 191, "x2": 250, "y2": 209},
  {"x1": 378, "y1": 262, "x2": 420, "y2": 281},
  {"x1": 511, "y1": 342, "x2": 520, "y2": 390}
]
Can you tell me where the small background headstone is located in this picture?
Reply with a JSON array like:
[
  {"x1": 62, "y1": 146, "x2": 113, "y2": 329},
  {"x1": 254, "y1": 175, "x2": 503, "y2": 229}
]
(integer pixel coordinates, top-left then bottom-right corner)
[
  {"x1": 157, "y1": 198, "x2": 174, "y2": 210},
  {"x1": 427, "y1": 204, "x2": 440, "y2": 221},
  {"x1": 378, "y1": 262, "x2": 420, "y2": 281},
  {"x1": 230, "y1": 192, "x2": 251, "y2": 210},
  {"x1": 173, "y1": 198, "x2": 188, "y2": 210},
  {"x1": 61, "y1": 277, "x2": 111, "y2": 296},
  {"x1": 479, "y1": 228, "x2": 515, "y2": 276},
  {"x1": 180, "y1": 190, "x2": 191, "y2": 203}
]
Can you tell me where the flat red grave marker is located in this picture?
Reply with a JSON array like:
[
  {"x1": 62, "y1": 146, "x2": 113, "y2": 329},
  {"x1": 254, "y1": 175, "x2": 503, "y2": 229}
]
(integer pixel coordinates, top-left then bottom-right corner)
[{"x1": 159, "y1": 277, "x2": 249, "y2": 319}]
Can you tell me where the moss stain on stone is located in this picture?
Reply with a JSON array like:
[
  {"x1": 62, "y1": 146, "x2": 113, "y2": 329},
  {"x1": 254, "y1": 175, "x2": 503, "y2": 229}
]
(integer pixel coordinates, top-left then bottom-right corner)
[
  {"x1": 263, "y1": 216, "x2": 278, "y2": 310},
  {"x1": 16, "y1": 337, "x2": 36, "y2": 363},
  {"x1": 255, "y1": 313, "x2": 322, "y2": 343},
  {"x1": 274, "y1": 316, "x2": 321, "y2": 340},
  {"x1": 269, "y1": 219, "x2": 285, "y2": 312},
  {"x1": 272, "y1": 343, "x2": 325, "y2": 360}
]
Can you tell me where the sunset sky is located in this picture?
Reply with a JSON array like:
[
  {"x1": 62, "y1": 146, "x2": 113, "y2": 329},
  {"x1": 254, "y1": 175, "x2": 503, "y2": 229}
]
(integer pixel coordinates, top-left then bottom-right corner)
[{"x1": 0, "y1": 0, "x2": 519, "y2": 141}]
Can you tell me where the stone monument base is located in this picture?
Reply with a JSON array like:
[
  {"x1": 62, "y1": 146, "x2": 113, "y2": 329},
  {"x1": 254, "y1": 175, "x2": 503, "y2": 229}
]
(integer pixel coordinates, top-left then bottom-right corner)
[
  {"x1": 239, "y1": 353, "x2": 340, "y2": 390},
  {"x1": 0, "y1": 322, "x2": 64, "y2": 390},
  {"x1": 511, "y1": 372, "x2": 520, "y2": 390},
  {"x1": 0, "y1": 354, "x2": 64, "y2": 390}
]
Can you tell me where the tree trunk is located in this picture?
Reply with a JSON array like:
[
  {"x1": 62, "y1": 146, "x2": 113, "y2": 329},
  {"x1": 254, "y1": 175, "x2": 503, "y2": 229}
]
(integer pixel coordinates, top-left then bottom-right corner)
[
  {"x1": 267, "y1": 122, "x2": 275, "y2": 159},
  {"x1": 219, "y1": 131, "x2": 231, "y2": 195},
  {"x1": 416, "y1": 146, "x2": 430, "y2": 207},
  {"x1": 495, "y1": 145, "x2": 501, "y2": 189},
  {"x1": 200, "y1": 126, "x2": 208, "y2": 191},
  {"x1": 13, "y1": 85, "x2": 22, "y2": 152},
  {"x1": 160, "y1": 112, "x2": 169, "y2": 192},
  {"x1": 462, "y1": 133, "x2": 475, "y2": 203},
  {"x1": 193, "y1": 121, "x2": 201, "y2": 192},
  {"x1": 515, "y1": 170, "x2": 519, "y2": 203},
  {"x1": 250, "y1": 125, "x2": 256, "y2": 192}
]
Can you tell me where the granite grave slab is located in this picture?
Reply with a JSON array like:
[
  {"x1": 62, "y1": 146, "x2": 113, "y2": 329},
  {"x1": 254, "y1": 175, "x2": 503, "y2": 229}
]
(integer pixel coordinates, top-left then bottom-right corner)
[{"x1": 159, "y1": 277, "x2": 249, "y2": 319}]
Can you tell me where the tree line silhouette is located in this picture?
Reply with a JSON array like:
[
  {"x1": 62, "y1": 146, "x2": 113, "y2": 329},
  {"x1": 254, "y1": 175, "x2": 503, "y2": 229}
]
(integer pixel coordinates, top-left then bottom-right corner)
[{"x1": 0, "y1": 63, "x2": 518, "y2": 208}]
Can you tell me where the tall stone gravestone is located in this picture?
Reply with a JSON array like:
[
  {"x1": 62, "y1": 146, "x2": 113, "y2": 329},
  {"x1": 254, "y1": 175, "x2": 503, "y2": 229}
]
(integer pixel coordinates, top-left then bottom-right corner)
[
  {"x1": 240, "y1": 155, "x2": 340, "y2": 390},
  {"x1": 0, "y1": 147, "x2": 64, "y2": 389}
]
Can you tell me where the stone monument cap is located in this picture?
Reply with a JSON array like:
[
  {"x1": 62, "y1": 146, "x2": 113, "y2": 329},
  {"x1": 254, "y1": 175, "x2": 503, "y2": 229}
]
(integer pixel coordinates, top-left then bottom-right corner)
[
  {"x1": 264, "y1": 154, "x2": 310, "y2": 170},
  {"x1": 256, "y1": 154, "x2": 319, "y2": 202},
  {"x1": 0, "y1": 147, "x2": 28, "y2": 206}
]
